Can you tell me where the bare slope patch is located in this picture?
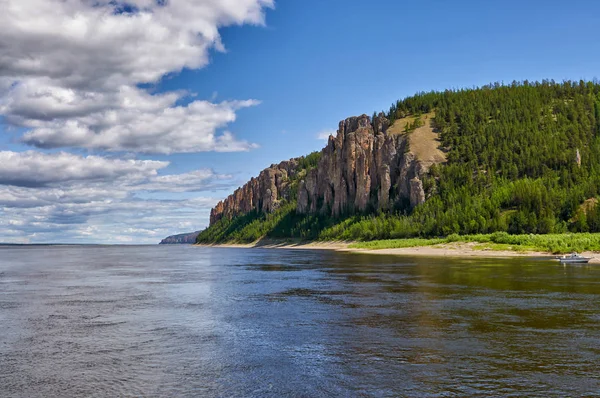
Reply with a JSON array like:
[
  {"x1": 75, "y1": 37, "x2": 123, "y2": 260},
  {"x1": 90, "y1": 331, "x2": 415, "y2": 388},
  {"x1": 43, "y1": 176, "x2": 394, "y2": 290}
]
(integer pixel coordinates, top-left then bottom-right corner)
[{"x1": 387, "y1": 112, "x2": 446, "y2": 167}]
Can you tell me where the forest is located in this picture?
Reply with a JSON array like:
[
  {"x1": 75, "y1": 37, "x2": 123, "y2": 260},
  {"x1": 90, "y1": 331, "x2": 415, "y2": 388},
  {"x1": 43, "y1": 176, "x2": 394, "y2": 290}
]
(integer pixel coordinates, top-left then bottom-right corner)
[{"x1": 197, "y1": 80, "x2": 600, "y2": 244}]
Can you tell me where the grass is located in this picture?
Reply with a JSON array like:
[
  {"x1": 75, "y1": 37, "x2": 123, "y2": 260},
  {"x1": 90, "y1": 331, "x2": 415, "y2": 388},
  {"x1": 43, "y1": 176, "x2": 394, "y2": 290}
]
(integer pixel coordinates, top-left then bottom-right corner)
[
  {"x1": 348, "y1": 238, "x2": 446, "y2": 250},
  {"x1": 348, "y1": 232, "x2": 600, "y2": 254},
  {"x1": 386, "y1": 112, "x2": 446, "y2": 165}
]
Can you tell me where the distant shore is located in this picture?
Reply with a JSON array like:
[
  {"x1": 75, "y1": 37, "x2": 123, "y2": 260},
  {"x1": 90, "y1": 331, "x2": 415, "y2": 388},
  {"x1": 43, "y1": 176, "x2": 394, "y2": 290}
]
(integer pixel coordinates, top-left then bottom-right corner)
[{"x1": 196, "y1": 240, "x2": 600, "y2": 263}]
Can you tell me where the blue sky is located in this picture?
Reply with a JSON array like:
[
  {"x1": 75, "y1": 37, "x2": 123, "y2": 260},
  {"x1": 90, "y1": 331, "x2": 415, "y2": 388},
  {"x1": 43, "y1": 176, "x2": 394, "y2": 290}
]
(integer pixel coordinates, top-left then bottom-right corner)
[
  {"x1": 0, "y1": 0, "x2": 599, "y2": 243},
  {"x1": 158, "y1": 0, "x2": 600, "y2": 177}
]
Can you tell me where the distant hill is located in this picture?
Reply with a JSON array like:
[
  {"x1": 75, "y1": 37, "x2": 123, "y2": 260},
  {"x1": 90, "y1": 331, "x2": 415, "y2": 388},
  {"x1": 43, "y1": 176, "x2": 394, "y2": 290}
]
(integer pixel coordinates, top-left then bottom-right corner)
[
  {"x1": 198, "y1": 80, "x2": 600, "y2": 244},
  {"x1": 159, "y1": 231, "x2": 200, "y2": 244}
]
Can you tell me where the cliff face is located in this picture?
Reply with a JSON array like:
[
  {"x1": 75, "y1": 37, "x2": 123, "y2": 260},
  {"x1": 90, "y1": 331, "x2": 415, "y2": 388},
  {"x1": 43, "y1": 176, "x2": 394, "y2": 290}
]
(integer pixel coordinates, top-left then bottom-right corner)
[
  {"x1": 209, "y1": 159, "x2": 301, "y2": 225},
  {"x1": 209, "y1": 113, "x2": 440, "y2": 226},
  {"x1": 296, "y1": 114, "x2": 431, "y2": 216}
]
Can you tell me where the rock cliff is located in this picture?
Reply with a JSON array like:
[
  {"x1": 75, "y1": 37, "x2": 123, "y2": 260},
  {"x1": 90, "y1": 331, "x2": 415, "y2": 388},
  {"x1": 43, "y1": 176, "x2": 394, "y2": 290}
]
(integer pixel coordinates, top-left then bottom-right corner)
[
  {"x1": 209, "y1": 113, "x2": 442, "y2": 226},
  {"x1": 209, "y1": 159, "x2": 302, "y2": 225},
  {"x1": 296, "y1": 113, "x2": 433, "y2": 216}
]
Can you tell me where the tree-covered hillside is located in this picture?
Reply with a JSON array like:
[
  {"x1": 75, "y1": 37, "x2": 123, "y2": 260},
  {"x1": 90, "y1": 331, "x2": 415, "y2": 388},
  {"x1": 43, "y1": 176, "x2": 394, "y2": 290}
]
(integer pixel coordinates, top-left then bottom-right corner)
[{"x1": 198, "y1": 80, "x2": 600, "y2": 244}]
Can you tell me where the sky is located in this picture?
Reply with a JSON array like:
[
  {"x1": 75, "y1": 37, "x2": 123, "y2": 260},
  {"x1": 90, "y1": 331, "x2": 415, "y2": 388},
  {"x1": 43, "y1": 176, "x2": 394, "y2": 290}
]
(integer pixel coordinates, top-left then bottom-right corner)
[{"x1": 0, "y1": 0, "x2": 599, "y2": 244}]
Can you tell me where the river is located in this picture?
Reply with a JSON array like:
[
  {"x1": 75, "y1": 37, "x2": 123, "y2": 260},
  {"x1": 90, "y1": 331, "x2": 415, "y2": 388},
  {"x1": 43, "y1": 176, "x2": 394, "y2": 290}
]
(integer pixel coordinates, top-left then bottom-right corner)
[{"x1": 1, "y1": 245, "x2": 599, "y2": 397}]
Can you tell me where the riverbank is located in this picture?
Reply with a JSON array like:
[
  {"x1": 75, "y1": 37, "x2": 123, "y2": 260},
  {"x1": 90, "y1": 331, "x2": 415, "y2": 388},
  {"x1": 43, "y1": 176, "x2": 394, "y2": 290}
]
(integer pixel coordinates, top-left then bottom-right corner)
[
  {"x1": 197, "y1": 241, "x2": 350, "y2": 251},
  {"x1": 196, "y1": 239, "x2": 600, "y2": 263}
]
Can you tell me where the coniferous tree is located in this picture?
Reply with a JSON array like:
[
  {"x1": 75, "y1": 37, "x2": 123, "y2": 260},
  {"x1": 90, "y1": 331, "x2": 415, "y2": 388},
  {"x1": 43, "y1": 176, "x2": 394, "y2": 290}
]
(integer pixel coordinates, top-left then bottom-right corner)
[{"x1": 199, "y1": 80, "x2": 600, "y2": 243}]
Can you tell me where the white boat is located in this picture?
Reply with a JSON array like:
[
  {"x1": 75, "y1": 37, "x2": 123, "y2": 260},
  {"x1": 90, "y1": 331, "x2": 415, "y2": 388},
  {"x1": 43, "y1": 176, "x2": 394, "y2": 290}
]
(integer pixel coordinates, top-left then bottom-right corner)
[{"x1": 557, "y1": 253, "x2": 592, "y2": 264}]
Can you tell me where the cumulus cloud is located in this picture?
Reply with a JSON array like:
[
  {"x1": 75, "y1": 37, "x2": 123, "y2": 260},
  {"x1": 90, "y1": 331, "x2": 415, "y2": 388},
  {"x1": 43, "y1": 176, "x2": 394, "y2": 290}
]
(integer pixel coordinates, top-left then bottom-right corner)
[
  {"x1": 0, "y1": 0, "x2": 273, "y2": 88},
  {"x1": 0, "y1": 151, "x2": 166, "y2": 187},
  {"x1": 0, "y1": 194, "x2": 218, "y2": 244},
  {"x1": 18, "y1": 93, "x2": 261, "y2": 153},
  {"x1": 0, "y1": 0, "x2": 274, "y2": 242},
  {"x1": 0, "y1": 150, "x2": 234, "y2": 192},
  {"x1": 0, "y1": 151, "x2": 240, "y2": 243},
  {"x1": 0, "y1": 0, "x2": 273, "y2": 153}
]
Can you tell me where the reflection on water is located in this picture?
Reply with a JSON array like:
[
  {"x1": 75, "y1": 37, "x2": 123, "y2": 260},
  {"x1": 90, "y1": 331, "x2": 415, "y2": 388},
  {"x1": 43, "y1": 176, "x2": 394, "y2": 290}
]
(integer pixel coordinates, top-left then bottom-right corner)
[{"x1": 1, "y1": 245, "x2": 599, "y2": 397}]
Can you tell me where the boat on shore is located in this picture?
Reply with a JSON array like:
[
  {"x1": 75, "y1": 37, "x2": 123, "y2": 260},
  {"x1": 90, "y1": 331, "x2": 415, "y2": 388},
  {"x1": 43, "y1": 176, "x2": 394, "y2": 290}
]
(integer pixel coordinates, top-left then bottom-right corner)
[{"x1": 557, "y1": 253, "x2": 592, "y2": 264}]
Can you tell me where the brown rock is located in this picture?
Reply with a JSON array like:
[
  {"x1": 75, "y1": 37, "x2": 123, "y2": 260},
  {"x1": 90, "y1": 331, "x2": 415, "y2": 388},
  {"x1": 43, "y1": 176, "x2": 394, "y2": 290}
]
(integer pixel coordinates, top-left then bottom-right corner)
[
  {"x1": 409, "y1": 177, "x2": 426, "y2": 207},
  {"x1": 210, "y1": 112, "x2": 444, "y2": 226},
  {"x1": 296, "y1": 113, "x2": 438, "y2": 216},
  {"x1": 209, "y1": 158, "x2": 301, "y2": 225}
]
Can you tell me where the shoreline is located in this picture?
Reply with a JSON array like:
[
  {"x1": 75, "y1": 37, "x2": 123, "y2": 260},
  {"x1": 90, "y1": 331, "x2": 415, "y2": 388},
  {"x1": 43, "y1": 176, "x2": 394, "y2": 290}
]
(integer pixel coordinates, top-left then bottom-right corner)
[{"x1": 196, "y1": 241, "x2": 600, "y2": 263}]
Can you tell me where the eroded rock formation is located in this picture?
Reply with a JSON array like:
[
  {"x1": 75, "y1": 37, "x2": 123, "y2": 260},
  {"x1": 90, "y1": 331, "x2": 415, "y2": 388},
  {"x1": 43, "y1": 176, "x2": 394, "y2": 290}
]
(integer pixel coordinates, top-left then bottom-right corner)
[
  {"x1": 209, "y1": 113, "x2": 441, "y2": 226},
  {"x1": 209, "y1": 159, "x2": 301, "y2": 225},
  {"x1": 296, "y1": 113, "x2": 433, "y2": 216}
]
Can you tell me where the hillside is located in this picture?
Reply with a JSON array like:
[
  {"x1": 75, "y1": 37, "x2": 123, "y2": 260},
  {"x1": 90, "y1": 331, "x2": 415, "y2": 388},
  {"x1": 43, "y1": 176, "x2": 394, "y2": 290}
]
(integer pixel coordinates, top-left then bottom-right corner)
[
  {"x1": 159, "y1": 231, "x2": 200, "y2": 244},
  {"x1": 387, "y1": 112, "x2": 446, "y2": 167},
  {"x1": 197, "y1": 80, "x2": 600, "y2": 244}
]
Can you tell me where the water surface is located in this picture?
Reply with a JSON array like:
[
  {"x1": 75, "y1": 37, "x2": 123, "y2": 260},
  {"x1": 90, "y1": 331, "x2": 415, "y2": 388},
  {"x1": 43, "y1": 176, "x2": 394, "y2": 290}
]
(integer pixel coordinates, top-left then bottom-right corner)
[{"x1": 1, "y1": 245, "x2": 599, "y2": 397}]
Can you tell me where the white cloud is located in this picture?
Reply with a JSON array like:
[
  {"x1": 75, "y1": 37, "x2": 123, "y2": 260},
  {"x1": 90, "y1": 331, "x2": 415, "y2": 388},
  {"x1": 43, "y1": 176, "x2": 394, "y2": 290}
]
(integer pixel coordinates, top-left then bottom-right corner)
[
  {"x1": 0, "y1": 194, "x2": 218, "y2": 244},
  {"x1": 0, "y1": 0, "x2": 273, "y2": 153},
  {"x1": 0, "y1": 151, "x2": 241, "y2": 243},
  {"x1": 0, "y1": 0, "x2": 273, "y2": 88},
  {"x1": 0, "y1": 150, "x2": 166, "y2": 187},
  {"x1": 0, "y1": 150, "x2": 234, "y2": 192},
  {"x1": 0, "y1": 0, "x2": 274, "y2": 242},
  {"x1": 16, "y1": 89, "x2": 261, "y2": 153}
]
